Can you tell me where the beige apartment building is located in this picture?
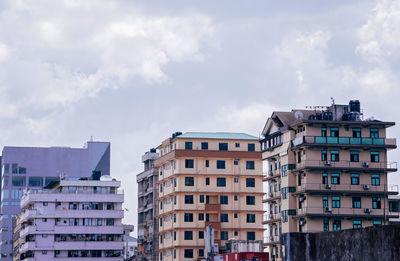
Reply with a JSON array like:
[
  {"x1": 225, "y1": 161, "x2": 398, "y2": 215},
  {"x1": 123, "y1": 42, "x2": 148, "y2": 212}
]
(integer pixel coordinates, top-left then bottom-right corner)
[
  {"x1": 154, "y1": 132, "x2": 264, "y2": 261},
  {"x1": 261, "y1": 100, "x2": 398, "y2": 261}
]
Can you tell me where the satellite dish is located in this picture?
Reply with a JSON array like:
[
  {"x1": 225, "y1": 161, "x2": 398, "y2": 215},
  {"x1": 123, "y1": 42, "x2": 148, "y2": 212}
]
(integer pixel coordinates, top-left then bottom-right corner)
[{"x1": 294, "y1": 111, "x2": 304, "y2": 120}]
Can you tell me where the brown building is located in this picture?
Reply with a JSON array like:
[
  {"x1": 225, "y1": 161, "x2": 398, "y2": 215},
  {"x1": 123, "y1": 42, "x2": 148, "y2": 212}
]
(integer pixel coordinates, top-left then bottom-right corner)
[
  {"x1": 154, "y1": 132, "x2": 264, "y2": 261},
  {"x1": 261, "y1": 100, "x2": 398, "y2": 261}
]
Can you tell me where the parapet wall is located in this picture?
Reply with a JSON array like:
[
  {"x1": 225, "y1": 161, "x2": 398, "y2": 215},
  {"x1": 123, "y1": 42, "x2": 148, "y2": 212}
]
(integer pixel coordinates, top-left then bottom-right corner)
[{"x1": 281, "y1": 225, "x2": 400, "y2": 261}]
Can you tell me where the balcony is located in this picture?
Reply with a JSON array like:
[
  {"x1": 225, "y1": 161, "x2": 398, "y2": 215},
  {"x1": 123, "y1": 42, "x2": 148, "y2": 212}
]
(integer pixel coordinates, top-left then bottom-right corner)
[
  {"x1": 263, "y1": 191, "x2": 281, "y2": 203},
  {"x1": 294, "y1": 160, "x2": 397, "y2": 173},
  {"x1": 205, "y1": 203, "x2": 221, "y2": 212},
  {"x1": 205, "y1": 221, "x2": 221, "y2": 230},
  {"x1": 262, "y1": 213, "x2": 281, "y2": 224},
  {"x1": 263, "y1": 170, "x2": 281, "y2": 181},
  {"x1": 292, "y1": 136, "x2": 396, "y2": 149},
  {"x1": 295, "y1": 207, "x2": 397, "y2": 218},
  {"x1": 264, "y1": 235, "x2": 280, "y2": 246},
  {"x1": 294, "y1": 183, "x2": 398, "y2": 196}
]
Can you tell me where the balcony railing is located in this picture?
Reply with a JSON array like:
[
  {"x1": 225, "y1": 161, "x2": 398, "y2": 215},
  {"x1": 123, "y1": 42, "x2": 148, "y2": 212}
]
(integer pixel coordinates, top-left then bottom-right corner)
[
  {"x1": 264, "y1": 235, "x2": 280, "y2": 244},
  {"x1": 263, "y1": 213, "x2": 281, "y2": 223},
  {"x1": 296, "y1": 207, "x2": 389, "y2": 217},
  {"x1": 295, "y1": 160, "x2": 397, "y2": 171},
  {"x1": 295, "y1": 183, "x2": 398, "y2": 194},
  {"x1": 292, "y1": 136, "x2": 396, "y2": 147}
]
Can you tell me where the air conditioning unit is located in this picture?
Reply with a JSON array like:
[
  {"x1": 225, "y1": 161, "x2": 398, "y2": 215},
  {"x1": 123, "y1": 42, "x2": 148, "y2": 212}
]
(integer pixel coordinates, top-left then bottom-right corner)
[
  {"x1": 325, "y1": 207, "x2": 332, "y2": 212},
  {"x1": 324, "y1": 161, "x2": 331, "y2": 166},
  {"x1": 269, "y1": 192, "x2": 273, "y2": 197},
  {"x1": 299, "y1": 219, "x2": 306, "y2": 226},
  {"x1": 363, "y1": 184, "x2": 370, "y2": 190},
  {"x1": 299, "y1": 197, "x2": 306, "y2": 203},
  {"x1": 364, "y1": 208, "x2": 371, "y2": 214},
  {"x1": 325, "y1": 184, "x2": 332, "y2": 189},
  {"x1": 362, "y1": 162, "x2": 369, "y2": 167}
]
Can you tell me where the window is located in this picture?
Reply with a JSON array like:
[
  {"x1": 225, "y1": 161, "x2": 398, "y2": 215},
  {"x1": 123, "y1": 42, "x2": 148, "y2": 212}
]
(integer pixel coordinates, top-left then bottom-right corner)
[
  {"x1": 246, "y1": 161, "x2": 255, "y2": 170},
  {"x1": 219, "y1": 143, "x2": 228, "y2": 151},
  {"x1": 199, "y1": 195, "x2": 204, "y2": 203},
  {"x1": 184, "y1": 195, "x2": 194, "y2": 204},
  {"x1": 321, "y1": 128, "x2": 327, "y2": 137},
  {"x1": 12, "y1": 163, "x2": 18, "y2": 174},
  {"x1": 322, "y1": 173, "x2": 328, "y2": 184},
  {"x1": 321, "y1": 150, "x2": 327, "y2": 161},
  {"x1": 42, "y1": 250, "x2": 47, "y2": 254},
  {"x1": 234, "y1": 195, "x2": 238, "y2": 201},
  {"x1": 234, "y1": 213, "x2": 238, "y2": 218},
  {"x1": 199, "y1": 231, "x2": 204, "y2": 239},
  {"x1": 373, "y1": 220, "x2": 382, "y2": 226},
  {"x1": 205, "y1": 160, "x2": 209, "y2": 168},
  {"x1": 160, "y1": 184, "x2": 163, "y2": 193},
  {"x1": 352, "y1": 128, "x2": 361, "y2": 138},
  {"x1": 217, "y1": 178, "x2": 226, "y2": 187},
  {"x1": 297, "y1": 151, "x2": 302, "y2": 163},
  {"x1": 205, "y1": 177, "x2": 210, "y2": 186},
  {"x1": 185, "y1": 159, "x2": 194, "y2": 168},
  {"x1": 184, "y1": 213, "x2": 193, "y2": 222},
  {"x1": 42, "y1": 218, "x2": 47, "y2": 222},
  {"x1": 201, "y1": 142, "x2": 208, "y2": 150},
  {"x1": 330, "y1": 151, "x2": 339, "y2": 161},
  {"x1": 246, "y1": 178, "x2": 255, "y2": 187},
  {"x1": 246, "y1": 214, "x2": 256, "y2": 223},
  {"x1": 234, "y1": 160, "x2": 239, "y2": 165},
  {"x1": 12, "y1": 176, "x2": 26, "y2": 187},
  {"x1": 371, "y1": 174, "x2": 380, "y2": 186},
  {"x1": 220, "y1": 213, "x2": 229, "y2": 222},
  {"x1": 248, "y1": 144, "x2": 255, "y2": 151},
  {"x1": 43, "y1": 202, "x2": 48, "y2": 206},
  {"x1": 350, "y1": 151, "x2": 359, "y2": 162},
  {"x1": 331, "y1": 174, "x2": 340, "y2": 184},
  {"x1": 332, "y1": 196, "x2": 340, "y2": 208},
  {"x1": 217, "y1": 160, "x2": 226, "y2": 169},
  {"x1": 184, "y1": 249, "x2": 193, "y2": 258},
  {"x1": 198, "y1": 213, "x2": 204, "y2": 221},
  {"x1": 246, "y1": 196, "x2": 255, "y2": 205},
  {"x1": 371, "y1": 152, "x2": 379, "y2": 162},
  {"x1": 234, "y1": 231, "x2": 238, "y2": 236},
  {"x1": 235, "y1": 143, "x2": 240, "y2": 148},
  {"x1": 220, "y1": 195, "x2": 228, "y2": 205},
  {"x1": 330, "y1": 128, "x2": 339, "y2": 137},
  {"x1": 351, "y1": 174, "x2": 360, "y2": 185},
  {"x1": 234, "y1": 177, "x2": 239, "y2": 183},
  {"x1": 184, "y1": 231, "x2": 193, "y2": 240},
  {"x1": 323, "y1": 196, "x2": 328, "y2": 208},
  {"x1": 198, "y1": 249, "x2": 204, "y2": 257},
  {"x1": 333, "y1": 220, "x2": 341, "y2": 231},
  {"x1": 185, "y1": 177, "x2": 194, "y2": 186},
  {"x1": 3, "y1": 164, "x2": 9, "y2": 174},
  {"x1": 221, "y1": 231, "x2": 228, "y2": 240},
  {"x1": 174, "y1": 214, "x2": 176, "y2": 223},
  {"x1": 247, "y1": 232, "x2": 256, "y2": 240},
  {"x1": 353, "y1": 220, "x2": 362, "y2": 228},
  {"x1": 352, "y1": 197, "x2": 361, "y2": 208},
  {"x1": 370, "y1": 128, "x2": 379, "y2": 138},
  {"x1": 323, "y1": 219, "x2": 329, "y2": 231},
  {"x1": 372, "y1": 197, "x2": 381, "y2": 209},
  {"x1": 185, "y1": 142, "x2": 193, "y2": 150}
]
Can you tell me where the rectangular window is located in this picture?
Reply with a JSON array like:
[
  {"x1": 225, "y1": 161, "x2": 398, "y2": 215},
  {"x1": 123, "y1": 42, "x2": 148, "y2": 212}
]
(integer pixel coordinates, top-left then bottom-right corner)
[
  {"x1": 216, "y1": 160, "x2": 226, "y2": 169},
  {"x1": 185, "y1": 177, "x2": 194, "y2": 186},
  {"x1": 198, "y1": 231, "x2": 204, "y2": 239},
  {"x1": 205, "y1": 177, "x2": 210, "y2": 186},
  {"x1": 321, "y1": 150, "x2": 327, "y2": 161},
  {"x1": 370, "y1": 128, "x2": 379, "y2": 138},
  {"x1": 246, "y1": 196, "x2": 255, "y2": 205},
  {"x1": 185, "y1": 142, "x2": 193, "y2": 150},
  {"x1": 199, "y1": 195, "x2": 204, "y2": 203},
  {"x1": 331, "y1": 174, "x2": 340, "y2": 185},
  {"x1": 333, "y1": 220, "x2": 341, "y2": 231},
  {"x1": 371, "y1": 174, "x2": 380, "y2": 186},
  {"x1": 184, "y1": 249, "x2": 193, "y2": 258},
  {"x1": 321, "y1": 127, "x2": 327, "y2": 137},
  {"x1": 219, "y1": 143, "x2": 228, "y2": 151},
  {"x1": 201, "y1": 142, "x2": 208, "y2": 150},
  {"x1": 246, "y1": 161, "x2": 255, "y2": 170},
  {"x1": 323, "y1": 219, "x2": 329, "y2": 231},
  {"x1": 373, "y1": 220, "x2": 382, "y2": 226},
  {"x1": 323, "y1": 196, "x2": 328, "y2": 208},
  {"x1": 198, "y1": 213, "x2": 204, "y2": 221},
  {"x1": 4, "y1": 164, "x2": 9, "y2": 174},
  {"x1": 352, "y1": 197, "x2": 361, "y2": 208},
  {"x1": 185, "y1": 159, "x2": 194, "y2": 168},
  {"x1": 322, "y1": 173, "x2": 328, "y2": 184},
  {"x1": 199, "y1": 249, "x2": 204, "y2": 257},
  {"x1": 12, "y1": 176, "x2": 26, "y2": 187},
  {"x1": 217, "y1": 178, "x2": 226, "y2": 187},
  {"x1": 12, "y1": 163, "x2": 18, "y2": 174},
  {"x1": 246, "y1": 178, "x2": 255, "y2": 187},
  {"x1": 246, "y1": 232, "x2": 256, "y2": 240},
  {"x1": 332, "y1": 196, "x2": 340, "y2": 208},
  {"x1": 371, "y1": 152, "x2": 379, "y2": 162},
  {"x1": 234, "y1": 195, "x2": 238, "y2": 201},
  {"x1": 352, "y1": 128, "x2": 361, "y2": 138},
  {"x1": 330, "y1": 128, "x2": 339, "y2": 137},
  {"x1": 353, "y1": 220, "x2": 362, "y2": 228},
  {"x1": 234, "y1": 177, "x2": 239, "y2": 183},
  {"x1": 350, "y1": 174, "x2": 359, "y2": 185},
  {"x1": 184, "y1": 213, "x2": 194, "y2": 222},
  {"x1": 248, "y1": 144, "x2": 255, "y2": 151},
  {"x1": 350, "y1": 151, "x2": 359, "y2": 162},
  {"x1": 235, "y1": 143, "x2": 240, "y2": 148},
  {"x1": 220, "y1": 213, "x2": 229, "y2": 222},
  {"x1": 220, "y1": 195, "x2": 228, "y2": 205},
  {"x1": 330, "y1": 151, "x2": 339, "y2": 162},
  {"x1": 221, "y1": 231, "x2": 228, "y2": 240},
  {"x1": 246, "y1": 214, "x2": 256, "y2": 223},
  {"x1": 184, "y1": 195, "x2": 194, "y2": 204},
  {"x1": 29, "y1": 177, "x2": 43, "y2": 187},
  {"x1": 184, "y1": 231, "x2": 193, "y2": 240},
  {"x1": 372, "y1": 197, "x2": 381, "y2": 209},
  {"x1": 205, "y1": 160, "x2": 209, "y2": 168}
]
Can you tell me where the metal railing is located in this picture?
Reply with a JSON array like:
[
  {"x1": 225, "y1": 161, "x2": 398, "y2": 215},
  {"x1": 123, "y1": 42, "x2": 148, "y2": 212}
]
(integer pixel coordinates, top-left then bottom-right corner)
[
  {"x1": 296, "y1": 207, "x2": 385, "y2": 216},
  {"x1": 296, "y1": 183, "x2": 396, "y2": 193},
  {"x1": 292, "y1": 136, "x2": 396, "y2": 147},
  {"x1": 295, "y1": 160, "x2": 397, "y2": 170}
]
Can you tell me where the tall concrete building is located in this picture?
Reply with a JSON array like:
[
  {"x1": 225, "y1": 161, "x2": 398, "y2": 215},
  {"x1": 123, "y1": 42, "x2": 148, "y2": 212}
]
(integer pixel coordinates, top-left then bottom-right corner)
[
  {"x1": 155, "y1": 132, "x2": 264, "y2": 261},
  {"x1": 13, "y1": 176, "x2": 124, "y2": 260},
  {"x1": 261, "y1": 100, "x2": 398, "y2": 261},
  {"x1": 0, "y1": 141, "x2": 110, "y2": 260},
  {"x1": 137, "y1": 149, "x2": 159, "y2": 261}
]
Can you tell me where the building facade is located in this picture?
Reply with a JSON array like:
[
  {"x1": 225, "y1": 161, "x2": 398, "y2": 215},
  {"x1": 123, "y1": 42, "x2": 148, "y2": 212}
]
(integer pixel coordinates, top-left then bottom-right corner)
[
  {"x1": 1, "y1": 141, "x2": 110, "y2": 260},
  {"x1": 137, "y1": 149, "x2": 159, "y2": 261},
  {"x1": 155, "y1": 132, "x2": 264, "y2": 261},
  {"x1": 261, "y1": 100, "x2": 398, "y2": 261},
  {"x1": 13, "y1": 177, "x2": 124, "y2": 260}
]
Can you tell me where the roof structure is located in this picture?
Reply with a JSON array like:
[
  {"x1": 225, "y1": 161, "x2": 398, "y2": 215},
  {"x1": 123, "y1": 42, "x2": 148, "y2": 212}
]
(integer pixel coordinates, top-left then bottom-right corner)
[{"x1": 177, "y1": 132, "x2": 259, "y2": 140}]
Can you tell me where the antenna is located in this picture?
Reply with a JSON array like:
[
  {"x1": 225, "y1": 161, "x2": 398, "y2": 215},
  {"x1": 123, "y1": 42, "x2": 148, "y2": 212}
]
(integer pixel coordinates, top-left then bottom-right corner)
[{"x1": 331, "y1": 97, "x2": 335, "y2": 105}]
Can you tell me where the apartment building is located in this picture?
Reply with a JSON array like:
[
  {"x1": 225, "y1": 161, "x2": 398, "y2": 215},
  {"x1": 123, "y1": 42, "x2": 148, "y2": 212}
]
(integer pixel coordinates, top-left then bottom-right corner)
[
  {"x1": 261, "y1": 100, "x2": 398, "y2": 261},
  {"x1": 155, "y1": 132, "x2": 263, "y2": 261},
  {"x1": 1, "y1": 141, "x2": 110, "y2": 260},
  {"x1": 137, "y1": 149, "x2": 159, "y2": 260},
  {"x1": 13, "y1": 176, "x2": 124, "y2": 260}
]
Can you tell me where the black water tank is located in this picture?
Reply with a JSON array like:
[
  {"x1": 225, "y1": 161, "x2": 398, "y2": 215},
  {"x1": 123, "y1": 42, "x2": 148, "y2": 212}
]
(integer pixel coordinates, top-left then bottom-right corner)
[{"x1": 349, "y1": 100, "x2": 360, "y2": 112}]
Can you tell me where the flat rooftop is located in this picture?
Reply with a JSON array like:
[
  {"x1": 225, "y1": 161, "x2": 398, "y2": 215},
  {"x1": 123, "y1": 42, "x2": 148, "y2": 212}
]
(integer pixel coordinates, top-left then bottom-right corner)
[{"x1": 177, "y1": 132, "x2": 259, "y2": 140}]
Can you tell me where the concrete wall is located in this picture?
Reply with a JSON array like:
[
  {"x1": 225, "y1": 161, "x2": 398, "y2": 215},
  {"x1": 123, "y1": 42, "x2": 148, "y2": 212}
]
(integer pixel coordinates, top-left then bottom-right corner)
[{"x1": 281, "y1": 225, "x2": 400, "y2": 261}]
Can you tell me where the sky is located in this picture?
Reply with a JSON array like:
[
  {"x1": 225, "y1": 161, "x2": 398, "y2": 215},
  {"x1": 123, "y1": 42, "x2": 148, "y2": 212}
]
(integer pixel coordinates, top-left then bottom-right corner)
[{"x1": 0, "y1": 0, "x2": 399, "y2": 231}]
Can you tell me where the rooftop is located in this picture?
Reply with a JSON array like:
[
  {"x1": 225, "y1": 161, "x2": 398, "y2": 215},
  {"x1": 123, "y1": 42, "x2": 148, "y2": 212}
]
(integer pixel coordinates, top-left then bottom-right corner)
[{"x1": 177, "y1": 132, "x2": 259, "y2": 140}]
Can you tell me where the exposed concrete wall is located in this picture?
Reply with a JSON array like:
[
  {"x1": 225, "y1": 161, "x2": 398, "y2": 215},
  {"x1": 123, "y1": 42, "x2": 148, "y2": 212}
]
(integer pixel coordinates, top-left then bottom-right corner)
[{"x1": 281, "y1": 225, "x2": 400, "y2": 261}]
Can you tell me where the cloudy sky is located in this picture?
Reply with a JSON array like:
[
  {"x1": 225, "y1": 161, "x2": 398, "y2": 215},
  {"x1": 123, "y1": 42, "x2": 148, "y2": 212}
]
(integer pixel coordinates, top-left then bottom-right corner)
[{"x1": 0, "y1": 0, "x2": 399, "y2": 229}]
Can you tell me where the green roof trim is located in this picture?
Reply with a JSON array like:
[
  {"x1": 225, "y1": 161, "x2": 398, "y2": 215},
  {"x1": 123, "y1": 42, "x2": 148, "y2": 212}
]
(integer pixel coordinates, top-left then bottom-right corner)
[{"x1": 177, "y1": 132, "x2": 259, "y2": 140}]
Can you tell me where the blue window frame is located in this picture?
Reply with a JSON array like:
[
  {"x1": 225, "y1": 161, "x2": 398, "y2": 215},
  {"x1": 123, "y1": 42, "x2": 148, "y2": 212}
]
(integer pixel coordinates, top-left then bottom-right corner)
[
  {"x1": 352, "y1": 197, "x2": 361, "y2": 208},
  {"x1": 353, "y1": 220, "x2": 362, "y2": 228},
  {"x1": 370, "y1": 128, "x2": 379, "y2": 138},
  {"x1": 350, "y1": 151, "x2": 359, "y2": 162},
  {"x1": 330, "y1": 151, "x2": 339, "y2": 161},
  {"x1": 322, "y1": 173, "x2": 328, "y2": 184},
  {"x1": 323, "y1": 219, "x2": 329, "y2": 231},
  {"x1": 351, "y1": 174, "x2": 359, "y2": 185},
  {"x1": 331, "y1": 174, "x2": 340, "y2": 184},
  {"x1": 185, "y1": 142, "x2": 193, "y2": 150},
  {"x1": 333, "y1": 220, "x2": 341, "y2": 231},
  {"x1": 371, "y1": 174, "x2": 380, "y2": 186},
  {"x1": 332, "y1": 196, "x2": 340, "y2": 208},
  {"x1": 371, "y1": 152, "x2": 379, "y2": 162}
]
